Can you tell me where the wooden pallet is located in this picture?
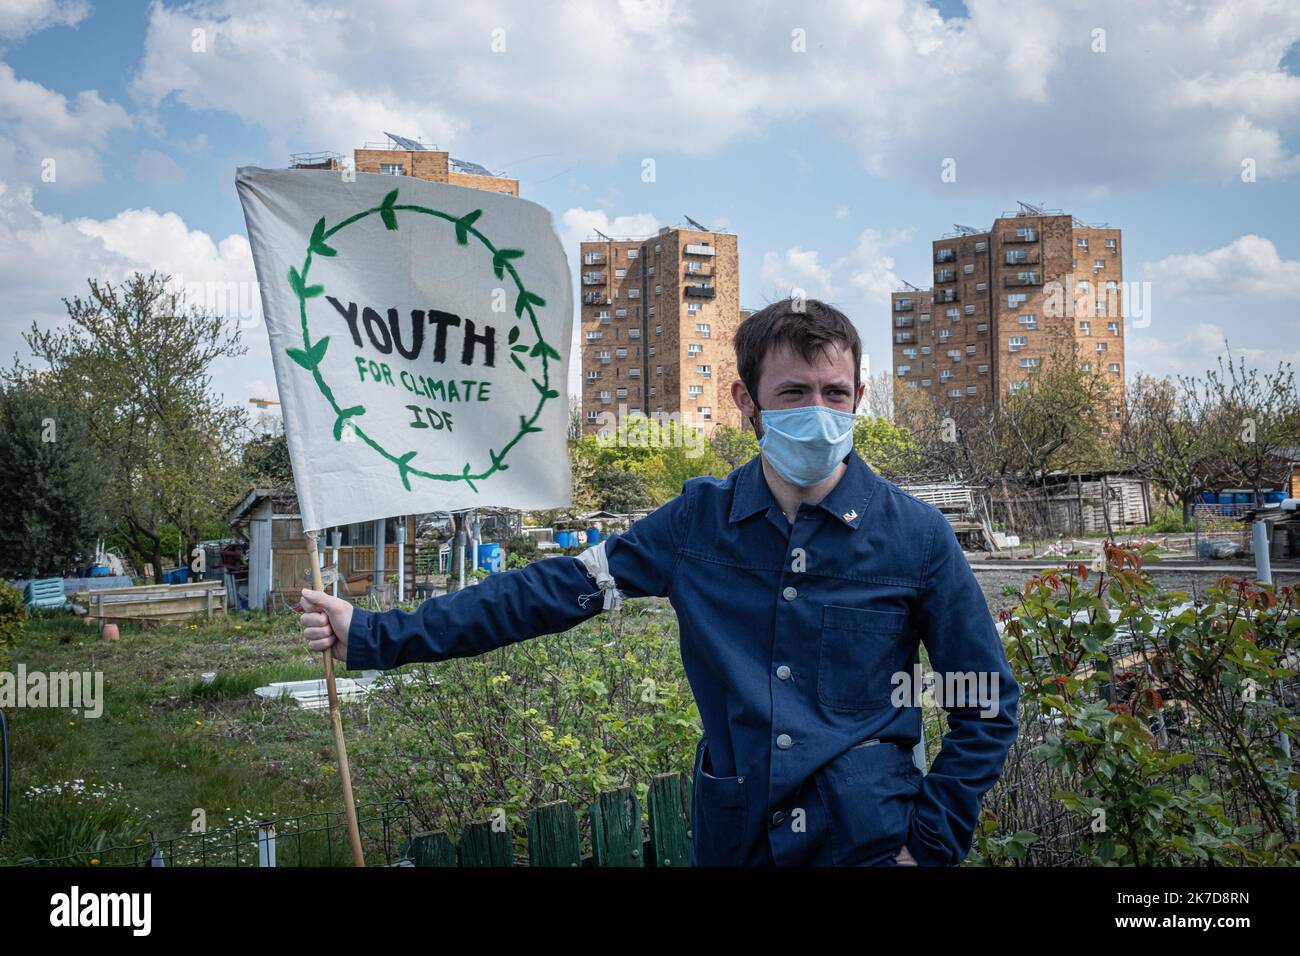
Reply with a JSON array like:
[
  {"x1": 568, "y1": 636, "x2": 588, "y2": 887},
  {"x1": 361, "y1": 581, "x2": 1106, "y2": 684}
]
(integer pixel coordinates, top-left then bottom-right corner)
[{"x1": 69, "y1": 580, "x2": 227, "y2": 623}]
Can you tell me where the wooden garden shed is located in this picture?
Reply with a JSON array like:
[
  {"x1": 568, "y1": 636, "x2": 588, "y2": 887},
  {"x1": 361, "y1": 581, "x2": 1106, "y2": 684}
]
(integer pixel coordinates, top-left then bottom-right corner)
[{"x1": 228, "y1": 487, "x2": 417, "y2": 611}]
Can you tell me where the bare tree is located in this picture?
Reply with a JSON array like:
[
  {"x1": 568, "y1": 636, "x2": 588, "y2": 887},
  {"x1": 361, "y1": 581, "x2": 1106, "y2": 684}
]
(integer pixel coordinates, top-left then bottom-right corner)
[
  {"x1": 1117, "y1": 372, "x2": 1214, "y2": 521},
  {"x1": 860, "y1": 368, "x2": 894, "y2": 419},
  {"x1": 1193, "y1": 351, "x2": 1300, "y2": 507}
]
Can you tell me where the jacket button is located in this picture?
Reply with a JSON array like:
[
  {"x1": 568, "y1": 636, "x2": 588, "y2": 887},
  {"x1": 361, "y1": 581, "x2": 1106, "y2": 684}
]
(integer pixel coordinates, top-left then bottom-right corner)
[
  {"x1": 776, "y1": 734, "x2": 792, "y2": 750},
  {"x1": 782, "y1": 586, "x2": 797, "y2": 600},
  {"x1": 776, "y1": 665, "x2": 791, "y2": 680},
  {"x1": 771, "y1": 810, "x2": 786, "y2": 827}
]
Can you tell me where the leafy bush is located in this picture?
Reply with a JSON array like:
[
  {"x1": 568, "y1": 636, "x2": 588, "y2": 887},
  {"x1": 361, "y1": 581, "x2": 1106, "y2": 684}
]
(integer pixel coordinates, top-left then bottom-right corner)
[
  {"x1": 352, "y1": 603, "x2": 697, "y2": 860},
  {"x1": 0, "y1": 579, "x2": 25, "y2": 672},
  {"x1": 981, "y1": 542, "x2": 1300, "y2": 865}
]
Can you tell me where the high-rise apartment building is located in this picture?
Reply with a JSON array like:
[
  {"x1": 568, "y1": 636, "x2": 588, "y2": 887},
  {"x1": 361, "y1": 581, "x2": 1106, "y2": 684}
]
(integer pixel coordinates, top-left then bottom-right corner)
[
  {"x1": 892, "y1": 205, "x2": 1124, "y2": 413},
  {"x1": 291, "y1": 132, "x2": 519, "y2": 195},
  {"x1": 579, "y1": 225, "x2": 742, "y2": 437}
]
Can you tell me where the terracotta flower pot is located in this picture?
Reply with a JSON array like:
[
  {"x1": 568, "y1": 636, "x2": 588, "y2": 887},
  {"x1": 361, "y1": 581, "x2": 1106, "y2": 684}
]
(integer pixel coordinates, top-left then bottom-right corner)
[{"x1": 101, "y1": 623, "x2": 120, "y2": 641}]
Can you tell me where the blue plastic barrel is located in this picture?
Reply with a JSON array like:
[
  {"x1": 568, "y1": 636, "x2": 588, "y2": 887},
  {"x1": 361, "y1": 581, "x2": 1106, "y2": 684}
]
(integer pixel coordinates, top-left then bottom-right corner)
[
  {"x1": 585, "y1": 527, "x2": 600, "y2": 545},
  {"x1": 1235, "y1": 492, "x2": 1252, "y2": 504},
  {"x1": 1265, "y1": 490, "x2": 1286, "y2": 503},
  {"x1": 477, "y1": 542, "x2": 502, "y2": 573},
  {"x1": 1199, "y1": 491, "x2": 1218, "y2": 504}
]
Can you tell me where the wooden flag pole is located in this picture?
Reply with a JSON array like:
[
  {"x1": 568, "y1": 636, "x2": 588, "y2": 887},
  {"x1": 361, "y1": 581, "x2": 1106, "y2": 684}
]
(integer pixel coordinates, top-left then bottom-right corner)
[{"x1": 305, "y1": 529, "x2": 366, "y2": 867}]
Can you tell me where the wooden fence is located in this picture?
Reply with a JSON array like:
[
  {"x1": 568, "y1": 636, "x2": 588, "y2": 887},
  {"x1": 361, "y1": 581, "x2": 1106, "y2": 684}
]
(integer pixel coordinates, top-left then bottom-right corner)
[{"x1": 399, "y1": 773, "x2": 694, "y2": 867}]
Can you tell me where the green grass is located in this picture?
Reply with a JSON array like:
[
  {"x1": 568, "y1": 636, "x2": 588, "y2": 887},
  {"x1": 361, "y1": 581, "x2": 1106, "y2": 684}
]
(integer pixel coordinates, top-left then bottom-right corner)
[{"x1": 0, "y1": 608, "x2": 394, "y2": 866}]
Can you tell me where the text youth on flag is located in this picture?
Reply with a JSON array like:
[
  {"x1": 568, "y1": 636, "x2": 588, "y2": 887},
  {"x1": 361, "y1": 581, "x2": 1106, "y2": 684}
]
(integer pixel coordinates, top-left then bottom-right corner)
[{"x1": 236, "y1": 167, "x2": 574, "y2": 531}]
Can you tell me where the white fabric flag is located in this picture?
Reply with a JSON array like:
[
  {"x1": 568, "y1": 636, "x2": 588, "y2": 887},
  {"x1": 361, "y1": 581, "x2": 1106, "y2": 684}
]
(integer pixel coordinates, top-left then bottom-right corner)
[{"x1": 236, "y1": 166, "x2": 574, "y2": 531}]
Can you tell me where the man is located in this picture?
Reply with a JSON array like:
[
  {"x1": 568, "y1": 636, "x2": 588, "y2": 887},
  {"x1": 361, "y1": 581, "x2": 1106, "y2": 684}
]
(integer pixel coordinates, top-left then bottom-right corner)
[{"x1": 300, "y1": 297, "x2": 1020, "y2": 867}]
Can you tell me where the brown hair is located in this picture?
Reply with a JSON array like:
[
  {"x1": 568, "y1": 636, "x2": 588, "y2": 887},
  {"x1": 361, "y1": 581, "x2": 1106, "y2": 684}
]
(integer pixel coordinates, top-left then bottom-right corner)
[{"x1": 733, "y1": 297, "x2": 862, "y2": 401}]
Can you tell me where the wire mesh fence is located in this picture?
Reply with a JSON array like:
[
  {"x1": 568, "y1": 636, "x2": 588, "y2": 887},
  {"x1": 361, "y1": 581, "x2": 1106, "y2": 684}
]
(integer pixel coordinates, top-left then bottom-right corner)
[{"x1": 9, "y1": 800, "x2": 416, "y2": 867}]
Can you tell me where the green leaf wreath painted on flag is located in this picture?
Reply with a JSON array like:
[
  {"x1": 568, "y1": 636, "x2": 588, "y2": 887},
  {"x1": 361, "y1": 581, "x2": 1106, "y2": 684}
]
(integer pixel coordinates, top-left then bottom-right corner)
[{"x1": 284, "y1": 191, "x2": 559, "y2": 494}]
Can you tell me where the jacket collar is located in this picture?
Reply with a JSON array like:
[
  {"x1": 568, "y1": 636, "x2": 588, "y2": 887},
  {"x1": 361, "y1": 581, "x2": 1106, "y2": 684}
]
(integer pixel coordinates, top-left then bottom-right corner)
[{"x1": 728, "y1": 445, "x2": 877, "y2": 529}]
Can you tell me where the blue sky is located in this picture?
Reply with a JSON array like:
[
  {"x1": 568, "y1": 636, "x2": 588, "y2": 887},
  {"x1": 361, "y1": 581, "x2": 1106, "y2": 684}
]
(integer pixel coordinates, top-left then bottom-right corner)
[{"x1": 2, "y1": 0, "x2": 1298, "y2": 413}]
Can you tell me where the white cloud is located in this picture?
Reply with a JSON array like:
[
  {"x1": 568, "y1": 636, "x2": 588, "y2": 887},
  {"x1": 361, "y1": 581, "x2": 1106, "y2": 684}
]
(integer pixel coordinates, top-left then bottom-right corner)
[
  {"x1": 834, "y1": 205, "x2": 850, "y2": 220},
  {"x1": 760, "y1": 247, "x2": 835, "y2": 299},
  {"x1": 0, "y1": 179, "x2": 267, "y2": 405},
  {"x1": 558, "y1": 207, "x2": 661, "y2": 263},
  {"x1": 1143, "y1": 235, "x2": 1300, "y2": 300},
  {"x1": 0, "y1": 0, "x2": 89, "y2": 40},
  {"x1": 834, "y1": 227, "x2": 915, "y2": 305},
  {"x1": 0, "y1": 61, "x2": 132, "y2": 187},
  {"x1": 127, "y1": 0, "x2": 1300, "y2": 187}
]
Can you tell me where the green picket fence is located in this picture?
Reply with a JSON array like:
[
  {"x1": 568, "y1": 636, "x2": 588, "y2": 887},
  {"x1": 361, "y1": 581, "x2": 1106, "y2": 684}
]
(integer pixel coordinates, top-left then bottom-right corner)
[{"x1": 399, "y1": 772, "x2": 693, "y2": 867}]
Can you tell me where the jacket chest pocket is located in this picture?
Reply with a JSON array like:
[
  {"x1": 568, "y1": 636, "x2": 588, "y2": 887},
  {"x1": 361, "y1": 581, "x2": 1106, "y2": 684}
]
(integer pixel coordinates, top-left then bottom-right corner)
[
  {"x1": 690, "y1": 738, "x2": 748, "y2": 867},
  {"x1": 815, "y1": 740, "x2": 923, "y2": 866},
  {"x1": 817, "y1": 604, "x2": 909, "y2": 711}
]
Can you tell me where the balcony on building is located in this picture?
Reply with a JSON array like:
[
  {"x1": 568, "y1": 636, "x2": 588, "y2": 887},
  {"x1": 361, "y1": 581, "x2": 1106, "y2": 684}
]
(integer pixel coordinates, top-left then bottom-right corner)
[
  {"x1": 583, "y1": 292, "x2": 611, "y2": 305},
  {"x1": 1004, "y1": 273, "x2": 1042, "y2": 286},
  {"x1": 685, "y1": 262, "x2": 715, "y2": 277},
  {"x1": 935, "y1": 248, "x2": 956, "y2": 263},
  {"x1": 1006, "y1": 228, "x2": 1039, "y2": 243},
  {"x1": 934, "y1": 290, "x2": 959, "y2": 303},
  {"x1": 895, "y1": 332, "x2": 915, "y2": 344},
  {"x1": 1004, "y1": 251, "x2": 1040, "y2": 266},
  {"x1": 684, "y1": 243, "x2": 716, "y2": 256},
  {"x1": 895, "y1": 315, "x2": 913, "y2": 328},
  {"x1": 894, "y1": 298, "x2": 914, "y2": 312},
  {"x1": 935, "y1": 269, "x2": 957, "y2": 283},
  {"x1": 583, "y1": 252, "x2": 606, "y2": 265},
  {"x1": 684, "y1": 284, "x2": 716, "y2": 298},
  {"x1": 582, "y1": 273, "x2": 606, "y2": 285}
]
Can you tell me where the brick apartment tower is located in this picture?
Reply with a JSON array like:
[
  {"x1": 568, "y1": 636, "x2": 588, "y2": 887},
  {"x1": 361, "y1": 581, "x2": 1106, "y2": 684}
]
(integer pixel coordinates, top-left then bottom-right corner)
[
  {"x1": 579, "y1": 226, "x2": 743, "y2": 438},
  {"x1": 292, "y1": 134, "x2": 519, "y2": 195},
  {"x1": 891, "y1": 205, "x2": 1124, "y2": 414}
]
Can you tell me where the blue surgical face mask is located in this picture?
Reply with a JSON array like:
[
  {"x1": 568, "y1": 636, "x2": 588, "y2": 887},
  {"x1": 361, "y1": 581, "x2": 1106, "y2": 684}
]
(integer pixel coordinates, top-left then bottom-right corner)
[{"x1": 753, "y1": 402, "x2": 857, "y2": 487}]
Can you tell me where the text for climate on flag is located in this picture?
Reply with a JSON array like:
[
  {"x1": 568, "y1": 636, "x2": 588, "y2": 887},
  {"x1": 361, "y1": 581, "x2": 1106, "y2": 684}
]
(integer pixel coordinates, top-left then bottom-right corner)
[{"x1": 236, "y1": 167, "x2": 574, "y2": 531}]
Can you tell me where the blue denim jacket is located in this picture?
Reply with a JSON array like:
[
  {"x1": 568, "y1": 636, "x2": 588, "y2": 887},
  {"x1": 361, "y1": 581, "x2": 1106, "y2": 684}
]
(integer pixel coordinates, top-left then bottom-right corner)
[{"x1": 346, "y1": 446, "x2": 1020, "y2": 866}]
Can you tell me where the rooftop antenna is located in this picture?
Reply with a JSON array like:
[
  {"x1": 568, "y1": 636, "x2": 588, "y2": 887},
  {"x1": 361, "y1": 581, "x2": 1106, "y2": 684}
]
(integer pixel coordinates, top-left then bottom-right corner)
[
  {"x1": 899, "y1": 279, "x2": 924, "y2": 293},
  {"x1": 1017, "y1": 200, "x2": 1045, "y2": 217},
  {"x1": 684, "y1": 215, "x2": 709, "y2": 232},
  {"x1": 953, "y1": 223, "x2": 982, "y2": 236},
  {"x1": 593, "y1": 229, "x2": 612, "y2": 242}
]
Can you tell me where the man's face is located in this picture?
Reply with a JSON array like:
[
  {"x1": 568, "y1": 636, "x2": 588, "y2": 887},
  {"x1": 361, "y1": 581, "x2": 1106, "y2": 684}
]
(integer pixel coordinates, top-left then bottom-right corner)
[{"x1": 734, "y1": 341, "x2": 863, "y2": 441}]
